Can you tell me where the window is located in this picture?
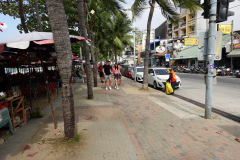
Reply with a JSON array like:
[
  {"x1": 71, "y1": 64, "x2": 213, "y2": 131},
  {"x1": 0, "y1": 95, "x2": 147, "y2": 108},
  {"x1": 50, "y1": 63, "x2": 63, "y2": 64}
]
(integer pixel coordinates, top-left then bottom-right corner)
[
  {"x1": 137, "y1": 68, "x2": 144, "y2": 72},
  {"x1": 154, "y1": 69, "x2": 169, "y2": 75},
  {"x1": 148, "y1": 69, "x2": 153, "y2": 74},
  {"x1": 191, "y1": 26, "x2": 195, "y2": 32}
]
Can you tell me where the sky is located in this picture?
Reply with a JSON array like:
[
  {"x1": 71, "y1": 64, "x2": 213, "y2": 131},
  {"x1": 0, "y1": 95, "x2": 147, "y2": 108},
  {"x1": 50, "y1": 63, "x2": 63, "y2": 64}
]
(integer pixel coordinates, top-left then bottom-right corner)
[{"x1": 0, "y1": 0, "x2": 166, "y2": 40}]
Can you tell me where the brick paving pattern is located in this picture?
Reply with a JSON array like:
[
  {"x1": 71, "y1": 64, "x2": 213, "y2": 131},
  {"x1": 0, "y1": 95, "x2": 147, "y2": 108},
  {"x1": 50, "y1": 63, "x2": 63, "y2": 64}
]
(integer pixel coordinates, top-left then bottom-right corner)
[{"x1": 55, "y1": 77, "x2": 240, "y2": 160}]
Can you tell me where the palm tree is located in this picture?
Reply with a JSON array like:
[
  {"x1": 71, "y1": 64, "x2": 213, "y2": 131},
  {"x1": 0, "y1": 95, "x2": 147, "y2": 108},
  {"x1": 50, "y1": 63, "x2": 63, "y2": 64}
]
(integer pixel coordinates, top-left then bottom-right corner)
[
  {"x1": 85, "y1": 0, "x2": 127, "y2": 86},
  {"x1": 19, "y1": 0, "x2": 28, "y2": 33},
  {"x1": 45, "y1": 0, "x2": 76, "y2": 139},
  {"x1": 34, "y1": 0, "x2": 43, "y2": 32},
  {"x1": 77, "y1": 0, "x2": 93, "y2": 99},
  {"x1": 132, "y1": 0, "x2": 201, "y2": 90},
  {"x1": 110, "y1": 13, "x2": 133, "y2": 63}
]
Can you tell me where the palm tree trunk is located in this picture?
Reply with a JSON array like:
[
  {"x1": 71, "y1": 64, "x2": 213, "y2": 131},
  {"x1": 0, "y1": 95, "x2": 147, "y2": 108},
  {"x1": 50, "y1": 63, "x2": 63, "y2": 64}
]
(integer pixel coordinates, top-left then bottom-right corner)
[
  {"x1": 111, "y1": 49, "x2": 114, "y2": 61},
  {"x1": 45, "y1": 0, "x2": 76, "y2": 139},
  {"x1": 19, "y1": 0, "x2": 28, "y2": 33},
  {"x1": 84, "y1": 2, "x2": 98, "y2": 87},
  {"x1": 77, "y1": 0, "x2": 93, "y2": 99},
  {"x1": 34, "y1": 0, "x2": 43, "y2": 32},
  {"x1": 91, "y1": 39, "x2": 98, "y2": 87},
  {"x1": 142, "y1": 0, "x2": 155, "y2": 90}
]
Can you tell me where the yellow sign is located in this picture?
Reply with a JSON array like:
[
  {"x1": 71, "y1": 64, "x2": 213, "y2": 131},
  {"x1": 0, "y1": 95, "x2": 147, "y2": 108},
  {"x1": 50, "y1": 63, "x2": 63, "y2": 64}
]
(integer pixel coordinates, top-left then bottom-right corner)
[
  {"x1": 184, "y1": 38, "x2": 198, "y2": 46},
  {"x1": 218, "y1": 24, "x2": 231, "y2": 34}
]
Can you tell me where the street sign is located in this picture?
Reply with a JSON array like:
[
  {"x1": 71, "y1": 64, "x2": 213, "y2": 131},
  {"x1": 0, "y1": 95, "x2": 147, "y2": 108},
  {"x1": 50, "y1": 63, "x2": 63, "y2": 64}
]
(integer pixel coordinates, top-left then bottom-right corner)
[
  {"x1": 198, "y1": 31, "x2": 222, "y2": 61},
  {"x1": 217, "y1": 24, "x2": 231, "y2": 34},
  {"x1": 165, "y1": 54, "x2": 170, "y2": 62}
]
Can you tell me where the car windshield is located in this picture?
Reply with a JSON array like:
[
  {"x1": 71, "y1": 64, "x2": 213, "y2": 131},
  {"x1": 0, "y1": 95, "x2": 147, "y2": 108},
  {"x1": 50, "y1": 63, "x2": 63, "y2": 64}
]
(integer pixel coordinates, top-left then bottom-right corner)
[
  {"x1": 154, "y1": 69, "x2": 169, "y2": 75},
  {"x1": 137, "y1": 68, "x2": 144, "y2": 72},
  {"x1": 128, "y1": 67, "x2": 133, "y2": 71}
]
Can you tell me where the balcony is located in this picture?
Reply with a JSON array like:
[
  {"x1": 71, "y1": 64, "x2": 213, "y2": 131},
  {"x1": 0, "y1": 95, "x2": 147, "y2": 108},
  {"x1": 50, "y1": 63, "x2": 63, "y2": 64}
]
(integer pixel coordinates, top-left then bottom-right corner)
[
  {"x1": 188, "y1": 17, "x2": 196, "y2": 25},
  {"x1": 173, "y1": 35, "x2": 178, "y2": 39},
  {"x1": 181, "y1": 34, "x2": 186, "y2": 38},
  {"x1": 173, "y1": 26, "x2": 179, "y2": 31},
  {"x1": 180, "y1": 22, "x2": 186, "y2": 28}
]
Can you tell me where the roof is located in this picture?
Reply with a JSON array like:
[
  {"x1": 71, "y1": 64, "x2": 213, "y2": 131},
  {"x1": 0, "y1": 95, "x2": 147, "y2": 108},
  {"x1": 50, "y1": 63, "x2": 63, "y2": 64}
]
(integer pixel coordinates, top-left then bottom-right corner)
[
  {"x1": 227, "y1": 49, "x2": 240, "y2": 58},
  {"x1": 173, "y1": 45, "x2": 198, "y2": 60}
]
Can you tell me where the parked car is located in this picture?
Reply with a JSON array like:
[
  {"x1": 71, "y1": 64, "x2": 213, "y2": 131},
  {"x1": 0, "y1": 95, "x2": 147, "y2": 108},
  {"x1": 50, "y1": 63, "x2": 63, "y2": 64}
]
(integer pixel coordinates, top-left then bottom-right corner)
[
  {"x1": 148, "y1": 68, "x2": 181, "y2": 89},
  {"x1": 124, "y1": 67, "x2": 133, "y2": 78},
  {"x1": 120, "y1": 64, "x2": 129, "y2": 75},
  {"x1": 131, "y1": 67, "x2": 144, "y2": 82}
]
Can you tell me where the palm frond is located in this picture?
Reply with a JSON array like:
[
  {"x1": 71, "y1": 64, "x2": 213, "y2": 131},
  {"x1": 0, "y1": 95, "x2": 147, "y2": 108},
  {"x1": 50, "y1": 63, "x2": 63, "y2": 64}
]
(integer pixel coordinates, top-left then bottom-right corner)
[{"x1": 131, "y1": 0, "x2": 147, "y2": 19}]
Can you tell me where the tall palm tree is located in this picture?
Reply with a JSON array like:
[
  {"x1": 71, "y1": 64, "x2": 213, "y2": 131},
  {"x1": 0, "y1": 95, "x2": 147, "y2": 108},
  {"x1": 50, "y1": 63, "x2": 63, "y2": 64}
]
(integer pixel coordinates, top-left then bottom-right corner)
[
  {"x1": 19, "y1": 0, "x2": 28, "y2": 33},
  {"x1": 86, "y1": 0, "x2": 126, "y2": 86},
  {"x1": 110, "y1": 13, "x2": 133, "y2": 63},
  {"x1": 45, "y1": 0, "x2": 76, "y2": 139},
  {"x1": 132, "y1": 0, "x2": 201, "y2": 90},
  {"x1": 77, "y1": 0, "x2": 93, "y2": 99},
  {"x1": 34, "y1": 0, "x2": 43, "y2": 32}
]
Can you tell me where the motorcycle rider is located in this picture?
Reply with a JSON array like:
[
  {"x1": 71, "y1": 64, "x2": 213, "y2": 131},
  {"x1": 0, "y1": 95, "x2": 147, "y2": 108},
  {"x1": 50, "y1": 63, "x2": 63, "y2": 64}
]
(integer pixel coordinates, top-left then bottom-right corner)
[{"x1": 167, "y1": 69, "x2": 177, "y2": 95}]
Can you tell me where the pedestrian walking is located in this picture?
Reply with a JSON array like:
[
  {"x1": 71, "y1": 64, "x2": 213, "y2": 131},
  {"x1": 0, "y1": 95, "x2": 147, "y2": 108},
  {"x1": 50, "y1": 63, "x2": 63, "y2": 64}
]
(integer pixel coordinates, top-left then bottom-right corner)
[
  {"x1": 98, "y1": 62, "x2": 104, "y2": 83},
  {"x1": 103, "y1": 60, "x2": 113, "y2": 90},
  {"x1": 113, "y1": 63, "x2": 121, "y2": 90},
  {"x1": 118, "y1": 63, "x2": 122, "y2": 86},
  {"x1": 74, "y1": 67, "x2": 84, "y2": 83},
  {"x1": 167, "y1": 69, "x2": 176, "y2": 95}
]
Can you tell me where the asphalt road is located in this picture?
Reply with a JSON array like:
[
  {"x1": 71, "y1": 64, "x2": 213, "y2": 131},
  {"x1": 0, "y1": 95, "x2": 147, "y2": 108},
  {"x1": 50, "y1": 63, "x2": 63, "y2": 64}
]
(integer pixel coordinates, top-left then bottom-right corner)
[{"x1": 174, "y1": 73, "x2": 240, "y2": 118}]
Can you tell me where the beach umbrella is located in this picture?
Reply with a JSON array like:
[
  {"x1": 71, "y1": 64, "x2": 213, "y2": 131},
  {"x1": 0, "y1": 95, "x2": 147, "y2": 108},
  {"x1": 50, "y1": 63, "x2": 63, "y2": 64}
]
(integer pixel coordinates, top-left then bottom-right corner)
[{"x1": 0, "y1": 32, "x2": 53, "y2": 44}]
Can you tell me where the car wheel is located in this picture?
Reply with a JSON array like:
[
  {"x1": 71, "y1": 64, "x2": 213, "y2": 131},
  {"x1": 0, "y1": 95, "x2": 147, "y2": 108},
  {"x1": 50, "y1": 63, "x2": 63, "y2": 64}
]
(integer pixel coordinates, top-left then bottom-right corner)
[{"x1": 153, "y1": 81, "x2": 157, "y2": 89}]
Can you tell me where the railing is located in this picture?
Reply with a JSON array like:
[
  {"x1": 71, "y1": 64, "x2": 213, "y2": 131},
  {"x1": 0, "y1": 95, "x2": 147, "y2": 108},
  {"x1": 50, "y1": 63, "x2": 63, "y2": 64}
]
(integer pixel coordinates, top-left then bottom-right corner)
[
  {"x1": 180, "y1": 23, "x2": 186, "y2": 28},
  {"x1": 188, "y1": 18, "x2": 196, "y2": 24},
  {"x1": 181, "y1": 34, "x2": 186, "y2": 38}
]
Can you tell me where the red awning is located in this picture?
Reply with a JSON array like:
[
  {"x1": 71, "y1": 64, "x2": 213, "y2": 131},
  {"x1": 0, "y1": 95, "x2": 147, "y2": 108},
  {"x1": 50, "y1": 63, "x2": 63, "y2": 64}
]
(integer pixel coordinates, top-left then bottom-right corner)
[
  {"x1": 33, "y1": 36, "x2": 88, "y2": 45},
  {"x1": 34, "y1": 39, "x2": 54, "y2": 45}
]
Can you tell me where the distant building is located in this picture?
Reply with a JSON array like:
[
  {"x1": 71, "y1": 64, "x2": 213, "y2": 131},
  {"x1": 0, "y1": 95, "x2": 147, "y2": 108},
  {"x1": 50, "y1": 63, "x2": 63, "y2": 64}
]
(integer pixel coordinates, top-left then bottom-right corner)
[{"x1": 155, "y1": 20, "x2": 167, "y2": 40}]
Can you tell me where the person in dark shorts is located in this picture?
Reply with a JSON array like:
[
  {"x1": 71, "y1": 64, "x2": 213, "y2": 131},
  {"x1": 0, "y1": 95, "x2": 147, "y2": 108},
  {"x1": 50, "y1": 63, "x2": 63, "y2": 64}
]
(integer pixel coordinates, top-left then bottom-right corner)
[
  {"x1": 98, "y1": 62, "x2": 104, "y2": 83},
  {"x1": 103, "y1": 60, "x2": 113, "y2": 90},
  {"x1": 112, "y1": 63, "x2": 121, "y2": 90}
]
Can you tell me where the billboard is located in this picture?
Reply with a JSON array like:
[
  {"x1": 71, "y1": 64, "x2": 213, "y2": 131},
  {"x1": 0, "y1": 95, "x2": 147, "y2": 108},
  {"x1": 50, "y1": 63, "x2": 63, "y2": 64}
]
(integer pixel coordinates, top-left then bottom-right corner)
[
  {"x1": 184, "y1": 38, "x2": 199, "y2": 46},
  {"x1": 218, "y1": 24, "x2": 231, "y2": 34}
]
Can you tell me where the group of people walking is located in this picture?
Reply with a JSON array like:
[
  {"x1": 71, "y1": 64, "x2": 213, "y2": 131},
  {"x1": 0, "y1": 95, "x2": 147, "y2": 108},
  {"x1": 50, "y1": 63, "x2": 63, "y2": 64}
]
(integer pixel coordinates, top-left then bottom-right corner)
[{"x1": 98, "y1": 60, "x2": 122, "y2": 91}]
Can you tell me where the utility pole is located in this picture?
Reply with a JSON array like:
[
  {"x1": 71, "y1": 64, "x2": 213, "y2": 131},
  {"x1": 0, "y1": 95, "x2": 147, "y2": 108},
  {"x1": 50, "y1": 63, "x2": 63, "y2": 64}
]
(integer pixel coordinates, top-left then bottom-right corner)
[{"x1": 205, "y1": 0, "x2": 217, "y2": 119}]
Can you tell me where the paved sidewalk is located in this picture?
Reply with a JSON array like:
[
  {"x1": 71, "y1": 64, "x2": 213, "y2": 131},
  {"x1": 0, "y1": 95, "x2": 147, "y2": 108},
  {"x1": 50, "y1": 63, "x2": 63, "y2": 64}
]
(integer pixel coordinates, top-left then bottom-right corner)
[{"x1": 3, "y1": 76, "x2": 240, "y2": 160}]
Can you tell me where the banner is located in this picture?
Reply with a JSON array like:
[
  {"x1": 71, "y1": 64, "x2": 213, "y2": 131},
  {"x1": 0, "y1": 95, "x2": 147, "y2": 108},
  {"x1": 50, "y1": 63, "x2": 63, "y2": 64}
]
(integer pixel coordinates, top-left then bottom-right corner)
[
  {"x1": 218, "y1": 24, "x2": 231, "y2": 34},
  {"x1": 184, "y1": 38, "x2": 198, "y2": 46}
]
